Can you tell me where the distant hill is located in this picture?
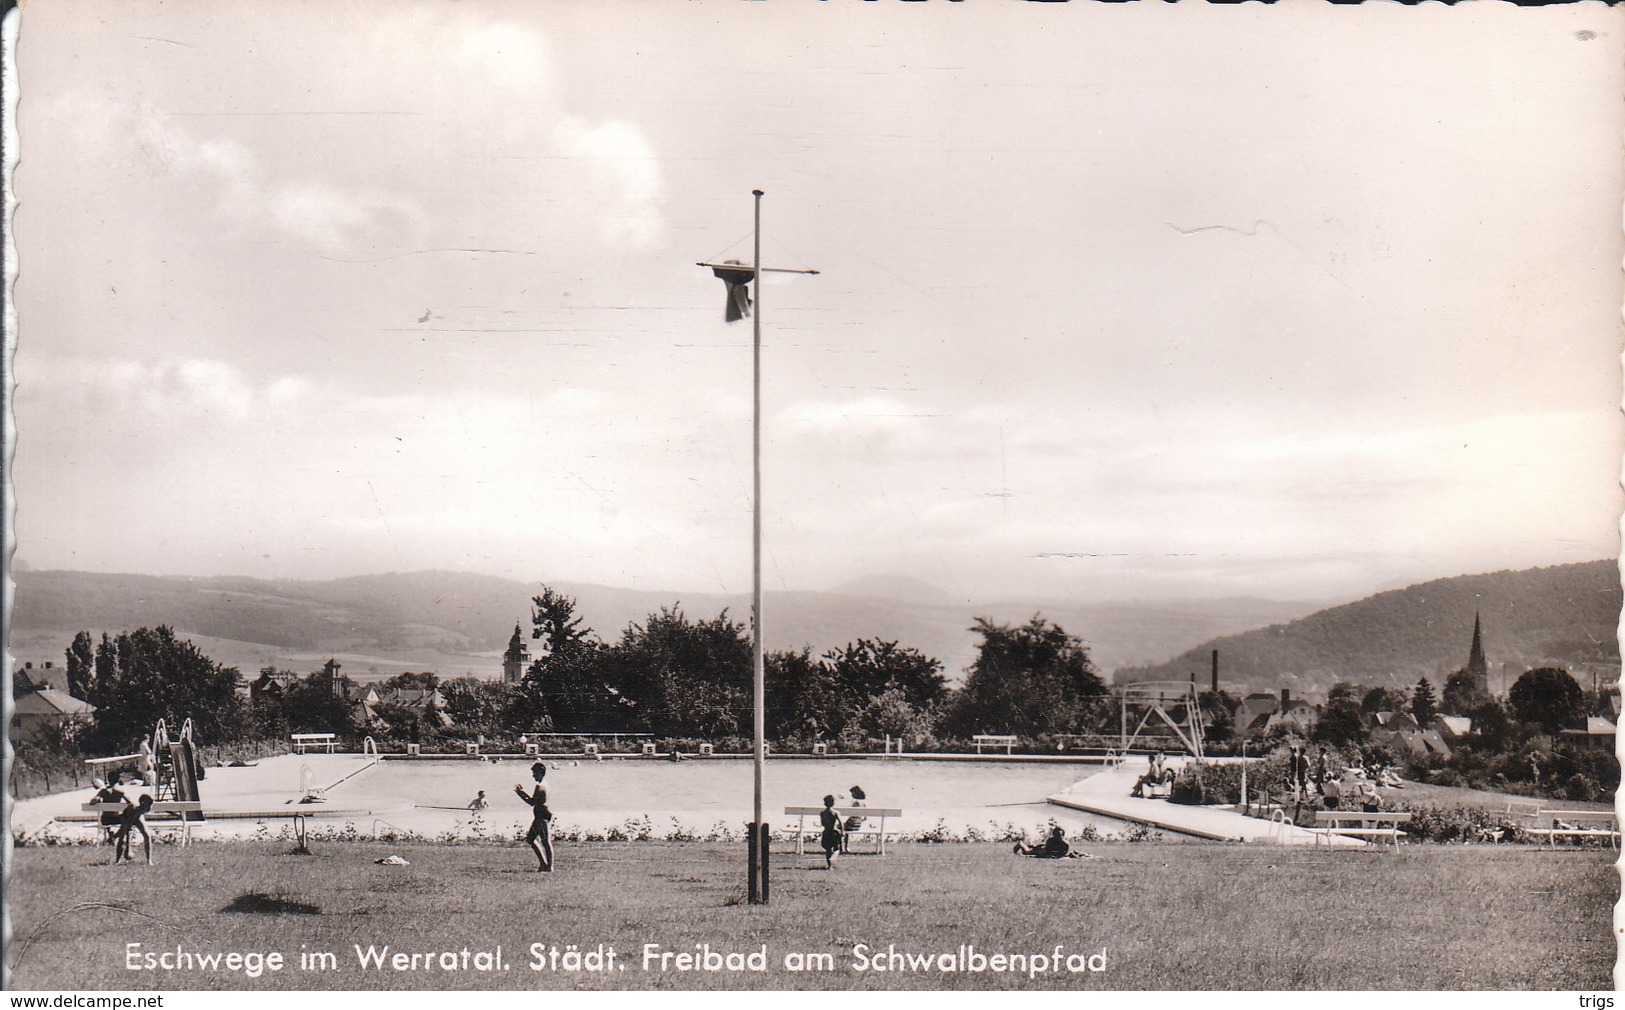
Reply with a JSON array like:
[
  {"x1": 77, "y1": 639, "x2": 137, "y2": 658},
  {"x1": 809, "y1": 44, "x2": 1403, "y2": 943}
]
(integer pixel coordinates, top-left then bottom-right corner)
[
  {"x1": 7, "y1": 569, "x2": 1314, "y2": 683},
  {"x1": 1115, "y1": 561, "x2": 1621, "y2": 698}
]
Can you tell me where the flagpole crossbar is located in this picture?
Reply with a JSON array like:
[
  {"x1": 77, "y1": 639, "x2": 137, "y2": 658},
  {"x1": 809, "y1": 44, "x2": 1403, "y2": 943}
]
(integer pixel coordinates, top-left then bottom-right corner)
[{"x1": 696, "y1": 262, "x2": 821, "y2": 275}]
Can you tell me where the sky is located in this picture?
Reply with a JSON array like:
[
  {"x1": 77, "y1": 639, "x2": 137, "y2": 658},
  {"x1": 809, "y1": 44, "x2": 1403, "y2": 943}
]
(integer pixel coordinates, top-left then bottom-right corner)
[{"x1": 8, "y1": 0, "x2": 1623, "y2": 606}]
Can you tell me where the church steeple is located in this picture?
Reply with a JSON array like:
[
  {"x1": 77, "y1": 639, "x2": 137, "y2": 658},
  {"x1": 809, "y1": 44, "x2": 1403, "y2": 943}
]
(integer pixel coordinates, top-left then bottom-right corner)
[
  {"x1": 502, "y1": 623, "x2": 529, "y2": 686},
  {"x1": 1466, "y1": 611, "x2": 1488, "y2": 690}
]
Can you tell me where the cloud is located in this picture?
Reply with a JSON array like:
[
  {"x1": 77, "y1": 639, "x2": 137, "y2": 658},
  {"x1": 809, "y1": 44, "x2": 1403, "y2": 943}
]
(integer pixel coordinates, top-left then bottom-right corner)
[
  {"x1": 126, "y1": 104, "x2": 425, "y2": 254},
  {"x1": 554, "y1": 118, "x2": 666, "y2": 250},
  {"x1": 778, "y1": 396, "x2": 925, "y2": 436},
  {"x1": 456, "y1": 22, "x2": 551, "y2": 92}
]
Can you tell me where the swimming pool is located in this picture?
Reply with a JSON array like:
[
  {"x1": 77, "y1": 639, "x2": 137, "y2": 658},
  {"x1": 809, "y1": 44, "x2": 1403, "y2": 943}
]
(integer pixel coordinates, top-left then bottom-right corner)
[{"x1": 21, "y1": 753, "x2": 1128, "y2": 841}]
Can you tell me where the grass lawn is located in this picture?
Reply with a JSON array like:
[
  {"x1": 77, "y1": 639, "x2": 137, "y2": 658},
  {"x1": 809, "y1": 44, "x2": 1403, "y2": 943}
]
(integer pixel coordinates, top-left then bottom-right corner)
[
  {"x1": 6, "y1": 839, "x2": 1613, "y2": 991},
  {"x1": 1386, "y1": 780, "x2": 1613, "y2": 813}
]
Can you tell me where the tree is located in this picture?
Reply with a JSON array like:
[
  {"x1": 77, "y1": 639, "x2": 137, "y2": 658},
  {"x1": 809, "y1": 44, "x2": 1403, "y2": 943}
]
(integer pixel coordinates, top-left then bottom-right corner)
[
  {"x1": 1509, "y1": 667, "x2": 1586, "y2": 734},
  {"x1": 851, "y1": 686, "x2": 936, "y2": 746},
  {"x1": 1360, "y1": 686, "x2": 1407, "y2": 717},
  {"x1": 86, "y1": 626, "x2": 244, "y2": 752},
  {"x1": 598, "y1": 606, "x2": 752, "y2": 738},
  {"x1": 824, "y1": 639, "x2": 947, "y2": 714},
  {"x1": 1464, "y1": 699, "x2": 1512, "y2": 751},
  {"x1": 92, "y1": 633, "x2": 118, "y2": 710},
  {"x1": 1410, "y1": 677, "x2": 1438, "y2": 724},
  {"x1": 509, "y1": 587, "x2": 607, "y2": 733},
  {"x1": 65, "y1": 631, "x2": 96, "y2": 700},
  {"x1": 766, "y1": 647, "x2": 846, "y2": 744},
  {"x1": 946, "y1": 616, "x2": 1106, "y2": 737},
  {"x1": 282, "y1": 669, "x2": 358, "y2": 737},
  {"x1": 531, "y1": 587, "x2": 595, "y2": 660},
  {"x1": 440, "y1": 677, "x2": 510, "y2": 737},
  {"x1": 380, "y1": 671, "x2": 440, "y2": 692},
  {"x1": 1442, "y1": 667, "x2": 1492, "y2": 716},
  {"x1": 1198, "y1": 690, "x2": 1237, "y2": 743},
  {"x1": 1312, "y1": 682, "x2": 1366, "y2": 746}
]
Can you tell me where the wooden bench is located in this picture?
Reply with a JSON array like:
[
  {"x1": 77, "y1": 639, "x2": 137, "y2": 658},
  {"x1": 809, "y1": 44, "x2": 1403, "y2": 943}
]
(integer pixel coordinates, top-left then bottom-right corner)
[
  {"x1": 81, "y1": 801, "x2": 206, "y2": 846},
  {"x1": 1310, "y1": 809, "x2": 1412, "y2": 848},
  {"x1": 784, "y1": 805, "x2": 904, "y2": 856},
  {"x1": 1523, "y1": 809, "x2": 1619, "y2": 848},
  {"x1": 291, "y1": 733, "x2": 338, "y2": 754},
  {"x1": 973, "y1": 734, "x2": 1017, "y2": 755}
]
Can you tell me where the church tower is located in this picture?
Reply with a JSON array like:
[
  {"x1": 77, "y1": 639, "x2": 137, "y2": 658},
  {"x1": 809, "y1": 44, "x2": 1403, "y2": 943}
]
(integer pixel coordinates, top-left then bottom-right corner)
[
  {"x1": 502, "y1": 624, "x2": 529, "y2": 685},
  {"x1": 1465, "y1": 611, "x2": 1489, "y2": 694}
]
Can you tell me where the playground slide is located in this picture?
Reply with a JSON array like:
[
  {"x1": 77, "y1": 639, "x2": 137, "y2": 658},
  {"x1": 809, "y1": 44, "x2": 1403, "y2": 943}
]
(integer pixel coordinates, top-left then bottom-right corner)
[{"x1": 169, "y1": 741, "x2": 205, "y2": 821}]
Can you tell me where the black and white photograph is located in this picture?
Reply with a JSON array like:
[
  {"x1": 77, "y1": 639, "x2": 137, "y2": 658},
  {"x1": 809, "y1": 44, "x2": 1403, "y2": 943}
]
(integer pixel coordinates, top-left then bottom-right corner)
[{"x1": 4, "y1": 0, "x2": 1621, "y2": 994}]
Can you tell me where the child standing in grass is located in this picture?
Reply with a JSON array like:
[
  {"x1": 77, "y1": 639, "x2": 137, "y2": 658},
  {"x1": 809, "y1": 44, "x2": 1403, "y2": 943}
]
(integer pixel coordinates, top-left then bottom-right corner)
[
  {"x1": 112, "y1": 795, "x2": 154, "y2": 865},
  {"x1": 515, "y1": 763, "x2": 554, "y2": 872},
  {"x1": 819, "y1": 794, "x2": 843, "y2": 869}
]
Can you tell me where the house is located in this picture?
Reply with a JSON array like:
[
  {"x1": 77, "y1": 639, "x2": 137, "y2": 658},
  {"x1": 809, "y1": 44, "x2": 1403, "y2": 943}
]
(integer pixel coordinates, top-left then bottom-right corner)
[
  {"x1": 12, "y1": 688, "x2": 96, "y2": 744},
  {"x1": 1369, "y1": 710, "x2": 1452, "y2": 759},
  {"x1": 1560, "y1": 716, "x2": 1616, "y2": 752},
  {"x1": 14, "y1": 661, "x2": 71, "y2": 695},
  {"x1": 1234, "y1": 693, "x2": 1280, "y2": 736},
  {"x1": 371, "y1": 684, "x2": 452, "y2": 731},
  {"x1": 249, "y1": 669, "x2": 299, "y2": 704},
  {"x1": 1264, "y1": 694, "x2": 1317, "y2": 735},
  {"x1": 1431, "y1": 715, "x2": 1472, "y2": 739}
]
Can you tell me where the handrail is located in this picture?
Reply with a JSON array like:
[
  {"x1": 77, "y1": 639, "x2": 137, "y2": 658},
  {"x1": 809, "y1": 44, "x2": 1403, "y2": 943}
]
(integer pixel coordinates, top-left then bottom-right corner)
[{"x1": 372, "y1": 818, "x2": 408, "y2": 838}]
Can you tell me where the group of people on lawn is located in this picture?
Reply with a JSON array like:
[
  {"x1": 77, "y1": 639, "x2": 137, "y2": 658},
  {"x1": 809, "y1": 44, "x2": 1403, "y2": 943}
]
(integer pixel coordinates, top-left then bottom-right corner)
[
  {"x1": 1286, "y1": 744, "x2": 1398, "y2": 812},
  {"x1": 1128, "y1": 745, "x2": 1399, "y2": 813}
]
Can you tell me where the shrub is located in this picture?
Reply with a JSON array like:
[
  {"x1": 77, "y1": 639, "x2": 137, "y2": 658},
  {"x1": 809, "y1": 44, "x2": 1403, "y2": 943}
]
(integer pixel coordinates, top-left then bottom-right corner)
[
  {"x1": 1168, "y1": 768, "x2": 1206, "y2": 805},
  {"x1": 1400, "y1": 804, "x2": 1524, "y2": 844},
  {"x1": 916, "y1": 819, "x2": 954, "y2": 844}
]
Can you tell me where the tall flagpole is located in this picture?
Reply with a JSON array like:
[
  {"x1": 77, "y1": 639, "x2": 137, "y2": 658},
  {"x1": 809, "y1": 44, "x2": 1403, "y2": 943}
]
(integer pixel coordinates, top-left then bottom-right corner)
[
  {"x1": 750, "y1": 189, "x2": 766, "y2": 903},
  {"x1": 698, "y1": 195, "x2": 815, "y2": 905}
]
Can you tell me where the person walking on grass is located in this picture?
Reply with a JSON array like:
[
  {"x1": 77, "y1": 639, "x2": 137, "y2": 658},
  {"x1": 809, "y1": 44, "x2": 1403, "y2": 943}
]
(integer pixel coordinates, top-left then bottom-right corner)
[
  {"x1": 820, "y1": 794, "x2": 844, "y2": 869},
  {"x1": 515, "y1": 762, "x2": 555, "y2": 872},
  {"x1": 112, "y1": 794, "x2": 154, "y2": 865}
]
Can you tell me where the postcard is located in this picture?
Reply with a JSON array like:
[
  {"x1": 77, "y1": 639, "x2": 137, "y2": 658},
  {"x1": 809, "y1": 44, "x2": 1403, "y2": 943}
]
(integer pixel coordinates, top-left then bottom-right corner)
[{"x1": 5, "y1": 0, "x2": 1620, "y2": 996}]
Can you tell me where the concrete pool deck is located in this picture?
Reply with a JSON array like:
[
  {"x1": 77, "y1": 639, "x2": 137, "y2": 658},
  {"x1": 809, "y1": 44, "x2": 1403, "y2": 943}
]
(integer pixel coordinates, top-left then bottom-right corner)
[
  {"x1": 1046, "y1": 757, "x2": 1359, "y2": 846},
  {"x1": 13, "y1": 753, "x2": 402, "y2": 840}
]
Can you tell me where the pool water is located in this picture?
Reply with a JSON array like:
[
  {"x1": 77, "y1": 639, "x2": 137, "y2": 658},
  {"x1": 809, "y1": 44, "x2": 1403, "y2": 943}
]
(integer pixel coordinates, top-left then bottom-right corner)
[{"x1": 322, "y1": 756, "x2": 1120, "y2": 837}]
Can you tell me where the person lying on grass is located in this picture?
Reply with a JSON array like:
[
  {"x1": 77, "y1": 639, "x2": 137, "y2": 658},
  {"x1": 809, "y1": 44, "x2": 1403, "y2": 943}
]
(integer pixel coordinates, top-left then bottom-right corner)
[
  {"x1": 515, "y1": 762, "x2": 554, "y2": 872},
  {"x1": 112, "y1": 794, "x2": 154, "y2": 866},
  {"x1": 1013, "y1": 826, "x2": 1095, "y2": 859}
]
